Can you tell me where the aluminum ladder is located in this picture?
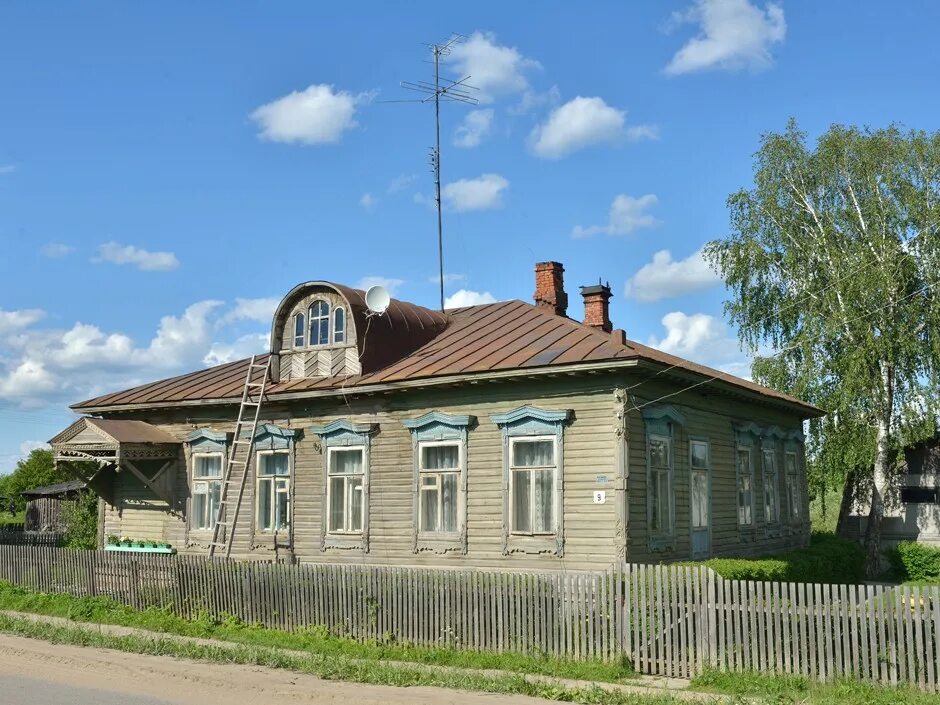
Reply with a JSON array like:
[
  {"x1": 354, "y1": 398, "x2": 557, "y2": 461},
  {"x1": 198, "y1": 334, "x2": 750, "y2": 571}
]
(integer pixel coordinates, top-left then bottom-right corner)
[{"x1": 208, "y1": 354, "x2": 271, "y2": 559}]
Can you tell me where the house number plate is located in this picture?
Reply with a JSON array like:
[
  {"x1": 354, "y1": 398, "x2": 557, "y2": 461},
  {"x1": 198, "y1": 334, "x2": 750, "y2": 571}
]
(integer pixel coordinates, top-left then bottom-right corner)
[{"x1": 593, "y1": 490, "x2": 606, "y2": 504}]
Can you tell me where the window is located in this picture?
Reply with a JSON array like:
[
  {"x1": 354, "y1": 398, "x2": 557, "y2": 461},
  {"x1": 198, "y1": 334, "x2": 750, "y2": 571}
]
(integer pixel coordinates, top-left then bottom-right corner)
[
  {"x1": 737, "y1": 447, "x2": 753, "y2": 526},
  {"x1": 900, "y1": 486, "x2": 939, "y2": 503},
  {"x1": 308, "y1": 300, "x2": 330, "y2": 346},
  {"x1": 649, "y1": 435, "x2": 673, "y2": 535},
  {"x1": 418, "y1": 442, "x2": 459, "y2": 534},
  {"x1": 333, "y1": 307, "x2": 345, "y2": 344},
  {"x1": 192, "y1": 453, "x2": 222, "y2": 530},
  {"x1": 690, "y1": 440, "x2": 709, "y2": 531},
  {"x1": 293, "y1": 312, "x2": 305, "y2": 348},
  {"x1": 763, "y1": 448, "x2": 779, "y2": 523},
  {"x1": 256, "y1": 451, "x2": 290, "y2": 532},
  {"x1": 327, "y1": 447, "x2": 365, "y2": 533},
  {"x1": 785, "y1": 451, "x2": 801, "y2": 520},
  {"x1": 509, "y1": 437, "x2": 556, "y2": 534}
]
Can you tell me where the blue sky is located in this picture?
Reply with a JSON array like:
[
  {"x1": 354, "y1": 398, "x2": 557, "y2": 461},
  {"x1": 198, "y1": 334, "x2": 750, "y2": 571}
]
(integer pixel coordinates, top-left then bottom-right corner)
[{"x1": 2, "y1": 1, "x2": 939, "y2": 472}]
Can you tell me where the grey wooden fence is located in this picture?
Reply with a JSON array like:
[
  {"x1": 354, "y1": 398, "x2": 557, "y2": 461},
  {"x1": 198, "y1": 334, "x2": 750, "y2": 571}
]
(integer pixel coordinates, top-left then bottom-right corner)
[{"x1": 0, "y1": 546, "x2": 937, "y2": 691}]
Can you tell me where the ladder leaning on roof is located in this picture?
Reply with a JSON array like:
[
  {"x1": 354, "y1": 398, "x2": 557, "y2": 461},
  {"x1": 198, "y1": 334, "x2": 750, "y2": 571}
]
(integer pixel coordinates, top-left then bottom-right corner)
[{"x1": 208, "y1": 354, "x2": 271, "y2": 560}]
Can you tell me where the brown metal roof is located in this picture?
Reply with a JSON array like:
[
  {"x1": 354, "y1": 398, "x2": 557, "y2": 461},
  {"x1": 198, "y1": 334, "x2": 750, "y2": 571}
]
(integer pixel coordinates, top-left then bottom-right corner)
[{"x1": 72, "y1": 299, "x2": 821, "y2": 415}]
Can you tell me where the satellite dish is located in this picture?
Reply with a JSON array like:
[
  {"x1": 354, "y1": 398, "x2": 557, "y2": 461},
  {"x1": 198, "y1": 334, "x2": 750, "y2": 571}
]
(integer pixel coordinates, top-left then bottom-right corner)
[{"x1": 365, "y1": 285, "x2": 390, "y2": 315}]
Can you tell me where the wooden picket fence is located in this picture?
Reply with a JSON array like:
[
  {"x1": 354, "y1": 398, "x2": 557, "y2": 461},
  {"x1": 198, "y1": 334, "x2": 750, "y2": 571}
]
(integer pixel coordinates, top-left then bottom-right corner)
[
  {"x1": 0, "y1": 530, "x2": 63, "y2": 546},
  {"x1": 0, "y1": 546, "x2": 938, "y2": 691}
]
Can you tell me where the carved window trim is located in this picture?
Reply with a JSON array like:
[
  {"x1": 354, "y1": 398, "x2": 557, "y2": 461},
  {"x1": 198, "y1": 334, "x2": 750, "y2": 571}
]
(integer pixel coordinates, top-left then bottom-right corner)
[
  {"x1": 310, "y1": 420, "x2": 377, "y2": 553},
  {"x1": 402, "y1": 411, "x2": 475, "y2": 555},
  {"x1": 642, "y1": 405, "x2": 685, "y2": 552},
  {"x1": 490, "y1": 405, "x2": 571, "y2": 557},
  {"x1": 184, "y1": 429, "x2": 228, "y2": 538},
  {"x1": 248, "y1": 424, "x2": 299, "y2": 549}
]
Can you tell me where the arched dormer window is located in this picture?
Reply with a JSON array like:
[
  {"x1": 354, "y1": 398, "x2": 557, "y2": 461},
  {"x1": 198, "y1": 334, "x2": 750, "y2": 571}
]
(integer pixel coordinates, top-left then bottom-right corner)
[
  {"x1": 293, "y1": 312, "x2": 306, "y2": 348},
  {"x1": 308, "y1": 300, "x2": 330, "y2": 346},
  {"x1": 333, "y1": 307, "x2": 345, "y2": 344}
]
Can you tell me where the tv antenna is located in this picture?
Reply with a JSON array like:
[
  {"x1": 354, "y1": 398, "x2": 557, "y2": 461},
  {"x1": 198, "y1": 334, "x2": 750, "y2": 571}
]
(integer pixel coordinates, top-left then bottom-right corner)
[{"x1": 386, "y1": 34, "x2": 479, "y2": 311}]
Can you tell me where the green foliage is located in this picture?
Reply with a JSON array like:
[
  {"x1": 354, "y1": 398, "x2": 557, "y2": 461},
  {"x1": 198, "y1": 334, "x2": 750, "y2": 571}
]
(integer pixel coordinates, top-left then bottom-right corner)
[
  {"x1": 889, "y1": 541, "x2": 940, "y2": 582},
  {"x1": 704, "y1": 120, "x2": 940, "y2": 574},
  {"x1": 0, "y1": 449, "x2": 69, "y2": 512},
  {"x1": 690, "y1": 533, "x2": 865, "y2": 584},
  {"x1": 0, "y1": 511, "x2": 25, "y2": 530},
  {"x1": 60, "y1": 491, "x2": 99, "y2": 549}
]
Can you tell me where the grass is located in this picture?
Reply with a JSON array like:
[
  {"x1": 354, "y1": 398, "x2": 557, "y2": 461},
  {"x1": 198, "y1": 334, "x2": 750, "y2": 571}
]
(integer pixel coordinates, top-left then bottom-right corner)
[
  {"x1": 0, "y1": 510, "x2": 25, "y2": 529},
  {"x1": 691, "y1": 668, "x2": 939, "y2": 705},
  {"x1": 0, "y1": 581, "x2": 635, "y2": 684},
  {"x1": 0, "y1": 612, "x2": 677, "y2": 705}
]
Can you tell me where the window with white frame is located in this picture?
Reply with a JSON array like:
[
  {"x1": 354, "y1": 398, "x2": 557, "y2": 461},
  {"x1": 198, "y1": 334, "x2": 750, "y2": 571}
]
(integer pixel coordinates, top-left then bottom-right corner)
[
  {"x1": 293, "y1": 312, "x2": 306, "y2": 348},
  {"x1": 333, "y1": 307, "x2": 345, "y2": 344},
  {"x1": 690, "y1": 440, "x2": 709, "y2": 531},
  {"x1": 308, "y1": 300, "x2": 330, "y2": 346},
  {"x1": 192, "y1": 453, "x2": 222, "y2": 530},
  {"x1": 418, "y1": 441, "x2": 459, "y2": 534},
  {"x1": 737, "y1": 447, "x2": 754, "y2": 526},
  {"x1": 256, "y1": 451, "x2": 290, "y2": 532},
  {"x1": 785, "y1": 451, "x2": 801, "y2": 521},
  {"x1": 762, "y1": 447, "x2": 779, "y2": 523},
  {"x1": 327, "y1": 446, "x2": 365, "y2": 533},
  {"x1": 509, "y1": 437, "x2": 556, "y2": 535},
  {"x1": 649, "y1": 434, "x2": 673, "y2": 536}
]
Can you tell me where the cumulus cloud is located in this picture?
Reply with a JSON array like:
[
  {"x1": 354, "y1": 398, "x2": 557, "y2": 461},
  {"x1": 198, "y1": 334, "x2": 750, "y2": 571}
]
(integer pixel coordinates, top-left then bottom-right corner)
[
  {"x1": 665, "y1": 0, "x2": 786, "y2": 75},
  {"x1": 0, "y1": 309, "x2": 46, "y2": 335},
  {"x1": 442, "y1": 173, "x2": 509, "y2": 212},
  {"x1": 447, "y1": 31, "x2": 540, "y2": 102},
  {"x1": 219, "y1": 297, "x2": 280, "y2": 326},
  {"x1": 250, "y1": 84, "x2": 372, "y2": 145},
  {"x1": 529, "y1": 97, "x2": 657, "y2": 159},
  {"x1": 359, "y1": 192, "x2": 377, "y2": 211},
  {"x1": 40, "y1": 243, "x2": 74, "y2": 258},
  {"x1": 356, "y1": 276, "x2": 404, "y2": 297},
  {"x1": 453, "y1": 109, "x2": 494, "y2": 148},
  {"x1": 444, "y1": 290, "x2": 497, "y2": 309},
  {"x1": 572, "y1": 194, "x2": 659, "y2": 238},
  {"x1": 93, "y1": 242, "x2": 179, "y2": 271},
  {"x1": 508, "y1": 85, "x2": 561, "y2": 116},
  {"x1": 625, "y1": 248, "x2": 722, "y2": 302},
  {"x1": 204, "y1": 333, "x2": 269, "y2": 366},
  {"x1": 648, "y1": 311, "x2": 744, "y2": 370}
]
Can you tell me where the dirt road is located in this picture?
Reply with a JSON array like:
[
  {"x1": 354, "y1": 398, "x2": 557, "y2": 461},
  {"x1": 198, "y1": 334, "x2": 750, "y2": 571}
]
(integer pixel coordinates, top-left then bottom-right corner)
[{"x1": 0, "y1": 633, "x2": 555, "y2": 705}]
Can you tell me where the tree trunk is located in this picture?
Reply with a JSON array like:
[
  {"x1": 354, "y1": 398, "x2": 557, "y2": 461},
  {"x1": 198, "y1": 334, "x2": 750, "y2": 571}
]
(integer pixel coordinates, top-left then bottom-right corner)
[{"x1": 863, "y1": 364, "x2": 894, "y2": 578}]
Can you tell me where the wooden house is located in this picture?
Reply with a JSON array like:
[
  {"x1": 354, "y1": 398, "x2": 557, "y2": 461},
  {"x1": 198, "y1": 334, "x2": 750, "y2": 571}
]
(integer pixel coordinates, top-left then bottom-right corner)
[{"x1": 50, "y1": 262, "x2": 822, "y2": 570}]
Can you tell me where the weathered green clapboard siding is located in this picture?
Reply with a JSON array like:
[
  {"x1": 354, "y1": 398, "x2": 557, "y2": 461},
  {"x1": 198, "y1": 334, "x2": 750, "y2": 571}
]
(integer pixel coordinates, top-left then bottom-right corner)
[{"x1": 100, "y1": 370, "x2": 810, "y2": 570}]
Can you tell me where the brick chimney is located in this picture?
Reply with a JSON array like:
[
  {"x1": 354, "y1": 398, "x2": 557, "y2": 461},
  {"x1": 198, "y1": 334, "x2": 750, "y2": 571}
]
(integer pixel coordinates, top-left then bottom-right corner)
[
  {"x1": 580, "y1": 281, "x2": 613, "y2": 333},
  {"x1": 533, "y1": 261, "x2": 568, "y2": 317}
]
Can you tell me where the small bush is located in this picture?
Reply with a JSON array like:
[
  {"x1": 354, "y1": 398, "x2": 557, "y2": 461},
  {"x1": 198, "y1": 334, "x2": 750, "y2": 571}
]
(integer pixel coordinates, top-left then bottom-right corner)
[
  {"x1": 688, "y1": 532, "x2": 865, "y2": 584},
  {"x1": 891, "y1": 541, "x2": 940, "y2": 582}
]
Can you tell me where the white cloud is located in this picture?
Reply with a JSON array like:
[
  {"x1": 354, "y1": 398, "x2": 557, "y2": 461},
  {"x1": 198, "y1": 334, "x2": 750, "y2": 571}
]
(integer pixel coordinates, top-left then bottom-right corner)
[
  {"x1": 94, "y1": 242, "x2": 179, "y2": 271},
  {"x1": 429, "y1": 273, "x2": 467, "y2": 285},
  {"x1": 356, "y1": 276, "x2": 404, "y2": 297},
  {"x1": 359, "y1": 192, "x2": 377, "y2": 210},
  {"x1": 0, "y1": 164, "x2": 15, "y2": 175},
  {"x1": 444, "y1": 289, "x2": 497, "y2": 309},
  {"x1": 572, "y1": 194, "x2": 659, "y2": 238},
  {"x1": 250, "y1": 84, "x2": 372, "y2": 145},
  {"x1": 453, "y1": 109, "x2": 494, "y2": 148},
  {"x1": 508, "y1": 85, "x2": 561, "y2": 116},
  {"x1": 0, "y1": 309, "x2": 46, "y2": 335},
  {"x1": 219, "y1": 297, "x2": 280, "y2": 326},
  {"x1": 665, "y1": 0, "x2": 786, "y2": 75},
  {"x1": 446, "y1": 31, "x2": 540, "y2": 102},
  {"x1": 388, "y1": 173, "x2": 418, "y2": 194},
  {"x1": 529, "y1": 96, "x2": 657, "y2": 159},
  {"x1": 648, "y1": 311, "x2": 743, "y2": 369},
  {"x1": 40, "y1": 243, "x2": 74, "y2": 258},
  {"x1": 203, "y1": 333, "x2": 269, "y2": 366},
  {"x1": 442, "y1": 173, "x2": 509, "y2": 212},
  {"x1": 625, "y1": 248, "x2": 722, "y2": 302}
]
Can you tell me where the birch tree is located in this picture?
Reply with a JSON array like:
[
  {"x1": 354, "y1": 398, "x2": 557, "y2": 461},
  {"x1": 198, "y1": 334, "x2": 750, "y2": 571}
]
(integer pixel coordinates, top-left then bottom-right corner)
[{"x1": 705, "y1": 121, "x2": 940, "y2": 576}]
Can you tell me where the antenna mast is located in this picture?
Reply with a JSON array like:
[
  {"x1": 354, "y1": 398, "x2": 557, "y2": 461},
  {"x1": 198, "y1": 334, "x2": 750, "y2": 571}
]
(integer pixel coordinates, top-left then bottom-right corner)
[{"x1": 396, "y1": 35, "x2": 478, "y2": 311}]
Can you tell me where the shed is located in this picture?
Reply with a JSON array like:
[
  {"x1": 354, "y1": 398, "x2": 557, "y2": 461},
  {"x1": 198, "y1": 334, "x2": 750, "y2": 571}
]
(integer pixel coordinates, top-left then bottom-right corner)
[{"x1": 22, "y1": 479, "x2": 86, "y2": 533}]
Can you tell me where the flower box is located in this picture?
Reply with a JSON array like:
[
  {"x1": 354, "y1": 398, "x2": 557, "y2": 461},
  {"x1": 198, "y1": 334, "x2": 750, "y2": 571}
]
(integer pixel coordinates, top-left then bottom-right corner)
[{"x1": 105, "y1": 544, "x2": 176, "y2": 554}]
